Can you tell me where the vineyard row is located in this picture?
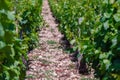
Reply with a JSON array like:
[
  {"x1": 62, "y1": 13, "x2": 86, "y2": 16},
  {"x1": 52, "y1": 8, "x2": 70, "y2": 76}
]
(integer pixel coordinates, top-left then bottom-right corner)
[
  {"x1": 49, "y1": 0, "x2": 120, "y2": 79},
  {"x1": 0, "y1": 0, "x2": 43, "y2": 79}
]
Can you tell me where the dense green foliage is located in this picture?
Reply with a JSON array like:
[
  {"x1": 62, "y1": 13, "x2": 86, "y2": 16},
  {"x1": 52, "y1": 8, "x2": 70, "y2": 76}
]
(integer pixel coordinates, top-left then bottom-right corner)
[
  {"x1": 49, "y1": 0, "x2": 120, "y2": 79},
  {"x1": 0, "y1": 0, "x2": 42, "y2": 79}
]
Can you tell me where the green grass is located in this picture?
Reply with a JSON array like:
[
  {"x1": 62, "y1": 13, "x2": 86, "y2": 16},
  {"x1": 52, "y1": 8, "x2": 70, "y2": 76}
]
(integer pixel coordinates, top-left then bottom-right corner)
[
  {"x1": 26, "y1": 74, "x2": 36, "y2": 79},
  {"x1": 81, "y1": 77, "x2": 99, "y2": 80},
  {"x1": 44, "y1": 70, "x2": 53, "y2": 80},
  {"x1": 47, "y1": 40, "x2": 57, "y2": 45},
  {"x1": 39, "y1": 58, "x2": 51, "y2": 65}
]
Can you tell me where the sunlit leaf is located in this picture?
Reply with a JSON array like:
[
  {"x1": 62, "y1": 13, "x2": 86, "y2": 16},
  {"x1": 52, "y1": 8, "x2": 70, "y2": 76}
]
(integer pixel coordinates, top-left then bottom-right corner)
[
  {"x1": 0, "y1": 41, "x2": 6, "y2": 49},
  {"x1": 7, "y1": 11, "x2": 15, "y2": 20},
  {"x1": 113, "y1": 13, "x2": 120, "y2": 22}
]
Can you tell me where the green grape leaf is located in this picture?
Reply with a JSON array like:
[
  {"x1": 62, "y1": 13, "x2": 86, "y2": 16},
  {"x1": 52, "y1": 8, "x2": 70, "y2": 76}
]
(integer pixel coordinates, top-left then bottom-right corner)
[
  {"x1": 4, "y1": 71, "x2": 10, "y2": 80},
  {"x1": 99, "y1": 53, "x2": 108, "y2": 59},
  {"x1": 7, "y1": 11, "x2": 15, "y2": 20},
  {"x1": 113, "y1": 13, "x2": 120, "y2": 22},
  {"x1": 0, "y1": 23, "x2": 5, "y2": 37},
  {"x1": 103, "y1": 59, "x2": 111, "y2": 69},
  {"x1": 10, "y1": 45, "x2": 15, "y2": 58},
  {"x1": 0, "y1": 41, "x2": 6, "y2": 49},
  {"x1": 104, "y1": 12, "x2": 112, "y2": 18},
  {"x1": 111, "y1": 37, "x2": 117, "y2": 48},
  {"x1": 103, "y1": 21, "x2": 109, "y2": 30},
  {"x1": 110, "y1": 0, "x2": 115, "y2": 4},
  {"x1": 70, "y1": 39, "x2": 76, "y2": 45}
]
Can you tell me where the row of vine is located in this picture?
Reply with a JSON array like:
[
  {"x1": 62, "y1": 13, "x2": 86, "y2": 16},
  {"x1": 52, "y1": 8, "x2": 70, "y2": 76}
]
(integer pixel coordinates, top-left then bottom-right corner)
[
  {"x1": 0, "y1": 0, "x2": 42, "y2": 79},
  {"x1": 49, "y1": 0, "x2": 120, "y2": 79}
]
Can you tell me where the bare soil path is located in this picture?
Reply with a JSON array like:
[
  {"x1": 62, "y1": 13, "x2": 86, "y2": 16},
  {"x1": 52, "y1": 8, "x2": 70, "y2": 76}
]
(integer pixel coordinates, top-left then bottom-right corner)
[{"x1": 26, "y1": 0, "x2": 93, "y2": 80}]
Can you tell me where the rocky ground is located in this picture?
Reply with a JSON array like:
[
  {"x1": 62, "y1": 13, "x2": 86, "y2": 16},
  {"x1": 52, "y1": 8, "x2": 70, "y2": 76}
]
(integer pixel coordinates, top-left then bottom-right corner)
[{"x1": 25, "y1": 0, "x2": 93, "y2": 80}]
